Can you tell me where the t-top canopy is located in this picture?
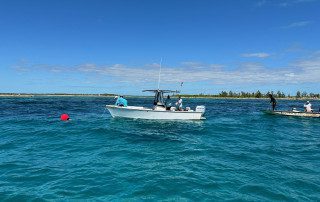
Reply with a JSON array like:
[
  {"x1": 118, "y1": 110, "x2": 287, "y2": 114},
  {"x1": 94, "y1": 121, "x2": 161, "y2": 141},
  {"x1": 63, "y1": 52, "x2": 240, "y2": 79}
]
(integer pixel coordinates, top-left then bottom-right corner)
[{"x1": 143, "y1": 89, "x2": 180, "y2": 93}]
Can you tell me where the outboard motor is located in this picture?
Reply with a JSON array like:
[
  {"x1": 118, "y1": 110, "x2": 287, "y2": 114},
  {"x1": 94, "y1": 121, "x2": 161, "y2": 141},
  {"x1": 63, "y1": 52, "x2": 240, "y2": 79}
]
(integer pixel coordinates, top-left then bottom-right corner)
[{"x1": 195, "y1": 105, "x2": 206, "y2": 114}]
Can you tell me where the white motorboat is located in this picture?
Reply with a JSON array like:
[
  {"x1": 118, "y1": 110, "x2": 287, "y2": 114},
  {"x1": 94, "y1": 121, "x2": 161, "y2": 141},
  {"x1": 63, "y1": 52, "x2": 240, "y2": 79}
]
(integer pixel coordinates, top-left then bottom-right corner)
[{"x1": 106, "y1": 90, "x2": 206, "y2": 120}]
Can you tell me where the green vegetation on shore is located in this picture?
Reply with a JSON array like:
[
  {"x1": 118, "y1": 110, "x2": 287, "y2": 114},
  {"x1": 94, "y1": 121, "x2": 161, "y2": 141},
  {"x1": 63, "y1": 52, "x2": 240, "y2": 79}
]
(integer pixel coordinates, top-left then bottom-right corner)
[
  {"x1": 1, "y1": 90, "x2": 319, "y2": 99},
  {"x1": 180, "y1": 90, "x2": 320, "y2": 99}
]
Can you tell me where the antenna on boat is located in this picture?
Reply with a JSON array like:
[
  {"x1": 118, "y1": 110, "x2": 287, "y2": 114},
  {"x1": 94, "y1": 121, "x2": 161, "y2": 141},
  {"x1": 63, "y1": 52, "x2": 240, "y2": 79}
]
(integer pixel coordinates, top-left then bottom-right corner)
[{"x1": 157, "y1": 58, "x2": 163, "y2": 90}]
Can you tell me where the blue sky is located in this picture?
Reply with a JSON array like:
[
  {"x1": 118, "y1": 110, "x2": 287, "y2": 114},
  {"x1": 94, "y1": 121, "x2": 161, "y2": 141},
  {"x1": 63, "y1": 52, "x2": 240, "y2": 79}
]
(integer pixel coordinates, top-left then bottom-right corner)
[{"x1": 1, "y1": 0, "x2": 320, "y2": 95}]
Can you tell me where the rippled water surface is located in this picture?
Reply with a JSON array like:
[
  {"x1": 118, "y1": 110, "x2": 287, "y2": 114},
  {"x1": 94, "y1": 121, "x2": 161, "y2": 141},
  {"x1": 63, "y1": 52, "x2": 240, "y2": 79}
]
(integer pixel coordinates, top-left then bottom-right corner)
[{"x1": 0, "y1": 96, "x2": 320, "y2": 201}]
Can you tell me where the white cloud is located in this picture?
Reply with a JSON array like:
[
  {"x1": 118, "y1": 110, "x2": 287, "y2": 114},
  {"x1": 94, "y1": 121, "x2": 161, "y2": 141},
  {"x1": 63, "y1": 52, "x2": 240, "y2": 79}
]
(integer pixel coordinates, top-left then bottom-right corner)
[
  {"x1": 279, "y1": 0, "x2": 317, "y2": 7},
  {"x1": 282, "y1": 21, "x2": 312, "y2": 29},
  {"x1": 255, "y1": 0, "x2": 267, "y2": 7},
  {"x1": 241, "y1": 53, "x2": 270, "y2": 58},
  {"x1": 12, "y1": 51, "x2": 320, "y2": 86},
  {"x1": 13, "y1": 63, "x2": 71, "y2": 73},
  {"x1": 255, "y1": 0, "x2": 317, "y2": 8},
  {"x1": 73, "y1": 53, "x2": 320, "y2": 85}
]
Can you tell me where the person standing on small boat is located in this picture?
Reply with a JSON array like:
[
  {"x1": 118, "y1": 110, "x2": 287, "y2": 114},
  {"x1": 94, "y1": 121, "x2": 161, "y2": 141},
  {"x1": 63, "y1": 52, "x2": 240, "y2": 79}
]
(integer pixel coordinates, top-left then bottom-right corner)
[
  {"x1": 269, "y1": 94, "x2": 276, "y2": 111},
  {"x1": 176, "y1": 96, "x2": 183, "y2": 111},
  {"x1": 115, "y1": 96, "x2": 128, "y2": 107},
  {"x1": 165, "y1": 95, "x2": 172, "y2": 110},
  {"x1": 304, "y1": 101, "x2": 313, "y2": 112}
]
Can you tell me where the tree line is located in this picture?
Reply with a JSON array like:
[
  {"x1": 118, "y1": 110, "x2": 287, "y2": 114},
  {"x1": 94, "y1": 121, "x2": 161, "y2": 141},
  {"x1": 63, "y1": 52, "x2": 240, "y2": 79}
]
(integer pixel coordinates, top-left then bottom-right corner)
[{"x1": 181, "y1": 91, "x2": 320, "y2": 98}]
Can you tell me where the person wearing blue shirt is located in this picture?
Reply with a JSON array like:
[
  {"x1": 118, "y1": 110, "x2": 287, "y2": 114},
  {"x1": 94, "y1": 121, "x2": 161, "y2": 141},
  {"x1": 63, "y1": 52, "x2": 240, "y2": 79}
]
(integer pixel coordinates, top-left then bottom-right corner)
[
  {"x1": 165, "y1": 95, "x2": 172, "y2": 110},
  {"x1": 115, "y1": 95, "x2": 128, "y2": 107}
]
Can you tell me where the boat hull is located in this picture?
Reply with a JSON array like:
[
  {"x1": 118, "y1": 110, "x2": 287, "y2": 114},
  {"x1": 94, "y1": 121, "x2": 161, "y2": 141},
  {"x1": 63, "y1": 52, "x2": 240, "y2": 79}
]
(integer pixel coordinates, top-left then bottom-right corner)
[
  {"x1": 106, "y1": 105, "x2": 204, "y2": 120},
  {"x1": 263, "y1": 110, "x2": 320, "y2": 118}
]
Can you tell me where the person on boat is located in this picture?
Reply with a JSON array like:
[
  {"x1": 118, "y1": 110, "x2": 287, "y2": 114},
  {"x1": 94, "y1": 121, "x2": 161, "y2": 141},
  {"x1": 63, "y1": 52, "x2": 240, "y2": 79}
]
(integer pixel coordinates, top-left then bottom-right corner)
[
  {"x1": 269, "y1": 94, "x2": 276, "y2": 111},
  {"x1": 165, "y1": 95, "x2": 172, "y2": 110},
  {"x1": 115, "y1": 95, "x2": 128, "y2": 107},
  {"x1": 304, "y1": 101, "x2": 313, "y2": 112},
  {"x1": 176, "y1": 96, "x2": 183, "y2": 111}
]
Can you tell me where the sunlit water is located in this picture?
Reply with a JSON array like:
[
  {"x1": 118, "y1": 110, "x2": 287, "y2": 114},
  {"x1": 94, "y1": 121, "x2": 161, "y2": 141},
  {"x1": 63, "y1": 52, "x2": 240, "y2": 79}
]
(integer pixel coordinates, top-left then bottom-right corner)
[{"x1": 0, "y1": 97, "x2": 319, "y2": 200}]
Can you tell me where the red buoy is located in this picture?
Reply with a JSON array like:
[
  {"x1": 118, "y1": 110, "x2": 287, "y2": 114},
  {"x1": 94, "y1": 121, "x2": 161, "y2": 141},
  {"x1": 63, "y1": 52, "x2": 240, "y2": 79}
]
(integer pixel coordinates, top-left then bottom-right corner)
[{"x1": 60, "y1": 114, "x2": 70, "y2": 121}]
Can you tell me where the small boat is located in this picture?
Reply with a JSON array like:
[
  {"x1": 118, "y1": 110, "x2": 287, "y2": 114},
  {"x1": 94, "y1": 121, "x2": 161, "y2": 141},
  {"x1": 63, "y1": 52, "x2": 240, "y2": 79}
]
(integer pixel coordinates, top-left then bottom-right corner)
[
  {"x1": 263, "y1": 110, "x2": 320, "y2": 118},
  {"x1": 106, "y1": 90, "x2": 206, "y2": 120}
]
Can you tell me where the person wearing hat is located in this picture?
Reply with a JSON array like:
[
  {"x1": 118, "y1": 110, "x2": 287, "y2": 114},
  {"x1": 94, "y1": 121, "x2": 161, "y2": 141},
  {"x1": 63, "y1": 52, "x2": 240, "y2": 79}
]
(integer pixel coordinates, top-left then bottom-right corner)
[
  {"x1": 115, "y1": 95, "x2": 128, "y2": 107},
  {"x1": 304, "y1": 101, "x2": 313, "y2": 112}
]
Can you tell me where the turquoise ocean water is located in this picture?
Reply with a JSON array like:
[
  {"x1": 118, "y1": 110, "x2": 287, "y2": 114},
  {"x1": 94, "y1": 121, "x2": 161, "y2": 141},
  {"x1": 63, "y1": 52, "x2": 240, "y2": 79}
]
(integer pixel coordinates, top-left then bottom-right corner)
[{"x1": 0, "y1": 97, "x2": 319, "y2": 201}]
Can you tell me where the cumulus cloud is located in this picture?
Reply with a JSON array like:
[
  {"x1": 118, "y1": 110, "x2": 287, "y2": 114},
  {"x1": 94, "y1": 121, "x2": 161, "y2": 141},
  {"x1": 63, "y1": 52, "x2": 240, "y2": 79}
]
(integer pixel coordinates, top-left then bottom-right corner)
[
  {"x1": 12, "y1": 51, "x2": 320, "y2": 86},
  {"x1": 241, "y1": 53, "x2": 270, "y2": 58},
  {"x1": 83, "y1": 52, "x2": 320, "y2": 85}
]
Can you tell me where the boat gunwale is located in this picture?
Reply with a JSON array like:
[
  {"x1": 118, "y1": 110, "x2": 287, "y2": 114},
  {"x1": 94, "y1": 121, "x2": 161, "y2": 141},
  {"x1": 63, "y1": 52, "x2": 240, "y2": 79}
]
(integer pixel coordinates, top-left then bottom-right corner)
[
  {"x1": 270, "y1": 110, "x2": 320, "y2": 114},
  {"x1": 106, "y1": 105, "x2": 204, "y2": 114},
  {"x1": 263, "y1": 110, "x2": 320, "y2": 117}
]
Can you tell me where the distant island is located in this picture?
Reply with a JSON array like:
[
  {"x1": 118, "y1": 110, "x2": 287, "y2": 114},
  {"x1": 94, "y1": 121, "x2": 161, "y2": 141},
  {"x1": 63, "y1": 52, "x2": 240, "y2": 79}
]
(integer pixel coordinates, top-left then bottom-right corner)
[
  {"x1": 180, "y1": 90, "x2": 320, "y2": 99},
  {"x1": 0, "y1": 90, "x2": 319, "y2": 99},
  {"x1": 0, "y1": 93, "x2": 116, "y2": 97}
]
